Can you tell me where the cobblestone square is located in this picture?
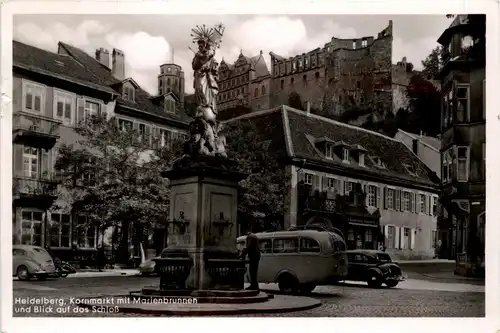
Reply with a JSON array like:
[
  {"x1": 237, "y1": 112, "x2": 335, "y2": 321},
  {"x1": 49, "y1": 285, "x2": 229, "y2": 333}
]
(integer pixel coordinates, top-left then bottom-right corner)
[{"x1": 12, "y1": 275, "x2": 484, "y2": 317}]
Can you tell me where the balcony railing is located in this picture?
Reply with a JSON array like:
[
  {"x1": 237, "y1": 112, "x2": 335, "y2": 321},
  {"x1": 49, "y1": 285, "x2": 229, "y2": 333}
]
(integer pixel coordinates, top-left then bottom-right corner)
[
  {"x1": 13, "y1": 176, "x2": 59, "y2": 198},
  {"x1": 303, "y1": 196, "x2": 339, "y2": 213},
  {"x1": 13, "y1": 111, "x2": 61, "y2": 139}
]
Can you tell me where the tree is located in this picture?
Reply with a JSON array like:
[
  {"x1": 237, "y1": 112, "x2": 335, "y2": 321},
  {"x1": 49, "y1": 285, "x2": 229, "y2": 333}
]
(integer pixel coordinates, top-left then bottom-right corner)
[
  {"x1": 421, "y1": 46, "x2": 443, "y2": 80},
  {"x1": 223, "y1": 118, "x2": 291, "y2": 232},
  {"x1": 54, "y1": 115, "x2": 183, "y2": 263},
  {"x1": 405, "y1": 75, "x2": 441, "y2": 136}
]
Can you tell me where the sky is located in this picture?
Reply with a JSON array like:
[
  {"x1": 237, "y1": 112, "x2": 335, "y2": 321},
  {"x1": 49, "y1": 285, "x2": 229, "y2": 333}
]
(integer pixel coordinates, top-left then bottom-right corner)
[{"x1": 13, "y1": 14, "x2": 451, "y2": 95}]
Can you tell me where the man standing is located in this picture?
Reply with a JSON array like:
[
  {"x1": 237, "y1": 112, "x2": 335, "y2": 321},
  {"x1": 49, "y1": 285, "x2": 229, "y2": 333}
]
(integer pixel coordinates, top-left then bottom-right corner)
[
  {"x1": 240, "y1": 232, "x2": 261, "y2": 291},
  {"x1": 434, "y1": 239, "x2": 442, "y2": 259}
]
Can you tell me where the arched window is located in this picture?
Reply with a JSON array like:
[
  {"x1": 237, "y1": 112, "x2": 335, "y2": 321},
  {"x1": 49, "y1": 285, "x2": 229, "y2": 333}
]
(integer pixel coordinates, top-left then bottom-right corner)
[
  {"x1": 261, "y1": 85, "x2": 266, "y2": 95},
  {"x1": 291, "y1": 77, "x2": 295, "y2": 84},
  {"x1": 303, "y1": 75, "x2": 307, "y2": 85},
  {"x1": 254, "y1": 88, "x2": 258, "y2": 97},
  {"x1": 315, "y1": 72, "x2": 320, "y2": 80},
  {"x1": 167, "y1": 78, "x2": 171, "y2": 86}
]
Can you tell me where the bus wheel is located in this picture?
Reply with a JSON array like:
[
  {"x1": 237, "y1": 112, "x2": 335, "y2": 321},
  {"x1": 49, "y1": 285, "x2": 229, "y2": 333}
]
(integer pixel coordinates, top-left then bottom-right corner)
[
  {"x1": 278, "y1": 273, "x2": 299, "y2": 294},
  {"x1": 299, "y1": 283, "x2": 316, "y2": 294}
]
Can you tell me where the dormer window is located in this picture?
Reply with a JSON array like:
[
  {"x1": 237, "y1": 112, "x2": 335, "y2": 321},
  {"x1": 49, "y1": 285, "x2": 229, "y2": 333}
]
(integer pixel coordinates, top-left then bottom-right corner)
[
  {"x1": 352, "y1": 41, "x2": 356, "y2": 49},
  {"x1": 359, "y1": 153, "x2": 365, "y2": 166},
  {"x1": 371, "y1": 156, "x2": 385, "y2": 168},
  {"x1": 362, "y1": 39, "x2": 367, "y2": 48},
  {"x1": 123, "y1": 87, "x2": 135, "y2": 102},
  {"x1": 350, "y1": 144, "x2": 368, "y2": 166},
  {"x1": 342, "y1": 148, "x2": 349, "y2": 162},
  {"x1": 403, "y1": 163, "x2": 417, "y2": 176},
  {"x1": 165, "y1": 98, "x2": 176, "y2": 113},
  {"x1": 325, "y1": 144, "x2": 334, "y2": 159}
]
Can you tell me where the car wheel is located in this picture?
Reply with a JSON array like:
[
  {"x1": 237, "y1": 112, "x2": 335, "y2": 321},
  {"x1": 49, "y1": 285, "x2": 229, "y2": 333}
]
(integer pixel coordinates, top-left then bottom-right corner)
[
  {"x1": 367, "y1": 271, "x2": 382, "y2": 288},
  {"x1": 299, "y1": 283, "x2": 316, "y2": 294},
  {"x1": 17, "y1": 266, "x2": 30, "y2": 281},
  {"x1": 278, "y1": 273, "x2": 299, "y2": 294},
  {"x1": 386, "y1": 280, "x2": 399, "y2": 288}
]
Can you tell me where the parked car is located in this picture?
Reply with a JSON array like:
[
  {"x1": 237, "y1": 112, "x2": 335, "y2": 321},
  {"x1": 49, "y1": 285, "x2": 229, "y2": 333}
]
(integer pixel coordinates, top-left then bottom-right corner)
[
  {"x1": 13, "y1": 245, "x2": 56, "y2": 281},
  {"x1": 139, "y1": 258, "x2": 159, "y2": 276},
  {"x1": 346, "y1": 250, "x2": 406, "y2": 288}
]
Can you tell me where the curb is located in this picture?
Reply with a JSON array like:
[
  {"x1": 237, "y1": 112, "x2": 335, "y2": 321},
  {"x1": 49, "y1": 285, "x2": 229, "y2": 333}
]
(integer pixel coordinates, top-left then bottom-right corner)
[
  {"x1": 69, "y1": 270, "x2": 141, "y2": 278},
  {"x1": 420, "y1": 273, "x2": 485, "y2": 282}
]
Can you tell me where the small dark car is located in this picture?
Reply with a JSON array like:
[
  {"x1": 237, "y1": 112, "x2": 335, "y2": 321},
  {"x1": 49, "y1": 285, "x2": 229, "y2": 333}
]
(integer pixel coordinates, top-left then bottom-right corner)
[{"x1": 346, "y1": 250, "x2": 406, "y2": 288}]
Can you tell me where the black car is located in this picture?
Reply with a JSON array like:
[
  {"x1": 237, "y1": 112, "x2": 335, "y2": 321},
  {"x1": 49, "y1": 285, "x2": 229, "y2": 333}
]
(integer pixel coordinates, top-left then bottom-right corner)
[{"x1": 345, "y1": 250, "x2": 406, "y2": 288}]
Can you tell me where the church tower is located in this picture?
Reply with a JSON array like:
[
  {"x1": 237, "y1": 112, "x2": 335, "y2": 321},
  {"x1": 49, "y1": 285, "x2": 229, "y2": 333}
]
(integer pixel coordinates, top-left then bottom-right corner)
[{"x1": 157, "y1": 49, "x2": 185, "y2": 109}]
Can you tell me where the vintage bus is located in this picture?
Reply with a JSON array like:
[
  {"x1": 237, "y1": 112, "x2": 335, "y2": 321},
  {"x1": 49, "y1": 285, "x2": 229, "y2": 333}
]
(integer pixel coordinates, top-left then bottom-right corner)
[{"x1": 237, "y1": 227, "x2": 348, "y2": 294}]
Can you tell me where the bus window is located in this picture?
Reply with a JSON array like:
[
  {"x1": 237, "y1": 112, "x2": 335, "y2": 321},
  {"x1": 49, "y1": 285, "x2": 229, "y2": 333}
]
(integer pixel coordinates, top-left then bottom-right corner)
[
  {"x1": 259, "y1": 239, "x2": 272, "y2": 253},
  {"x1": 300, "y1": 238, "x2": 320, "y2": 253},
  {"x1": 328, "y1": 232, "x2": 346, "y2": 252},
  {"x1": 335, "y1": 240, "x2": 346, "y2": 252},
  {"x1": 273, "y1": 238, "x2": 299, "y2": 253}
]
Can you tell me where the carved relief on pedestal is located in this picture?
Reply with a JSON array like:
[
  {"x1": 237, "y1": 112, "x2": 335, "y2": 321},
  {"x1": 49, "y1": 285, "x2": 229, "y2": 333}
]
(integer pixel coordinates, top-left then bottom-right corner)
[
  {"x1": 205, "y1": 193, "x2": 233, "y2": 247},
  {"x1": 168, "y1": 193, "x2": 194, "y2": 246}
]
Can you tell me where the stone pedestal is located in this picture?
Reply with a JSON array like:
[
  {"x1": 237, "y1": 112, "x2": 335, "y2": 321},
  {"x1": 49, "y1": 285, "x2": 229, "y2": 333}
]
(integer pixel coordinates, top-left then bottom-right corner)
[{"x1": 160, "y1": 155, "x2": 247, "y2": 290}]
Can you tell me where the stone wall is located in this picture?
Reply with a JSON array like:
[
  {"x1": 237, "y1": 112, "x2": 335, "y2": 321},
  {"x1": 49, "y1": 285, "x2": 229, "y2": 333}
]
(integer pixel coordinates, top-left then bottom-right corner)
[
  {"x1": 249, "y1": 76, "x2": 271, "y2": 111},
  {"x1": 321, "y1": 33, "x2": 393, "y2": 121},
  {"x1": 267, "y1": 21, "x2": 394, "y2": 123},
  {"x1": 391, "y1": 59, "x2": 418, "y2": 114},
  {"x1": 269, "y1": 65, "x2": 327, "y2": 112}
]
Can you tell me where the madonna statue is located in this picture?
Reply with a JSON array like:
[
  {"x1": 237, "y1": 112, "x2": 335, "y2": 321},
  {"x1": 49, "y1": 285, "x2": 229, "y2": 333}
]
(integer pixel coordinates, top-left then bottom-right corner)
[{"x1": 187, "y1": 23, "x2": 227, "y2": 157}]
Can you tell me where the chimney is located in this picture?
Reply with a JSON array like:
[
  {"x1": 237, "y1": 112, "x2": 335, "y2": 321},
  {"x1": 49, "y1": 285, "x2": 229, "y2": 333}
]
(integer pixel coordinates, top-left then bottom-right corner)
[
  {"x1": 95, "y1": 48, "x2": 110, "y2": 68},
  {"x1": 170, "y1": 47, "x2": 175, "y2": 63},
  {"x1": 306, "y1": 101, "x2": 311, "y2": 115},
  {"x1": 112, "y1": 48, "x2": 125, "y2": 80}
]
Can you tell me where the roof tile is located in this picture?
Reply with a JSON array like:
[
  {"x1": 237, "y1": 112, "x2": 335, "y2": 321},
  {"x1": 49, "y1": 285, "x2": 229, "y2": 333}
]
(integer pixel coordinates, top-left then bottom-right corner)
[
  {"x1": 13, "y1": 40, "x2": 192, "y2": 125},
  {"x1": 226, "y1": 106, "x2": 439, "y2": 187}
]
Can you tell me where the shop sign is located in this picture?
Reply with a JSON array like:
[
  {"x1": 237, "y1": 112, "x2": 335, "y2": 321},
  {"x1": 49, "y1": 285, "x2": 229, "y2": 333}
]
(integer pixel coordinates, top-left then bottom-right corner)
[{"x1": 348, "y1": 217, "x2": 377, "y2": 226}]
